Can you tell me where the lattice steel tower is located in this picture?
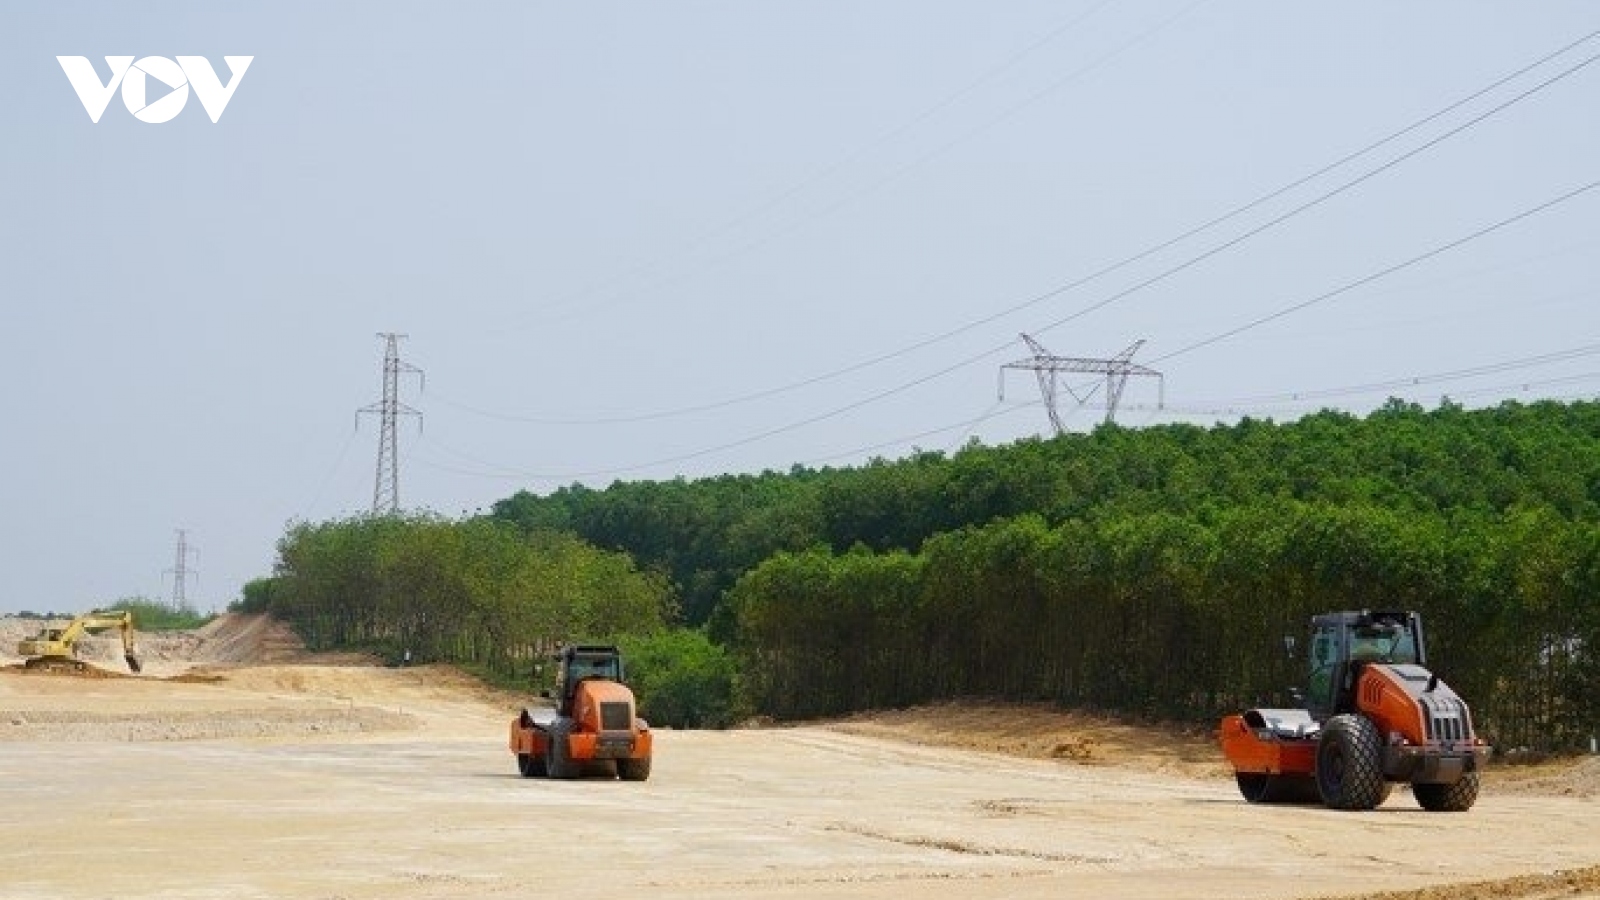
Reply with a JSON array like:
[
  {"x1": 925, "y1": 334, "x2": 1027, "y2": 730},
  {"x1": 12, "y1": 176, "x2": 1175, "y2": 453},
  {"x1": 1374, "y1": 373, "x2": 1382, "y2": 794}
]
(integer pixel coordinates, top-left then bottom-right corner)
[
  {"x1": 999, "y1": 333, "x2": 1163, "y2": 432},
  {"x1": 165, "y1": 528, "x2": 199, "y2": 606},
  {"x1": 358, "y1": 333, "x2": 424, "y2": 514}
]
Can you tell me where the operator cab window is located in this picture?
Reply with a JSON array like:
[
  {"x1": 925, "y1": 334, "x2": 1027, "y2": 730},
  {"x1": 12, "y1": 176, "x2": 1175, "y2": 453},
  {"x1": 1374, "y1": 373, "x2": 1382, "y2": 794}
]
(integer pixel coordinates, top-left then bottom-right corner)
[
  {"x1": 572, "y1": 656, "x2": 619, "y2": 681},
  {"x1": 1351, "y1": 621, "x2": 1418, "y2": 664},
  {"x1": 1306, "y1": 625, "x2": 1338, "y2": 712}
]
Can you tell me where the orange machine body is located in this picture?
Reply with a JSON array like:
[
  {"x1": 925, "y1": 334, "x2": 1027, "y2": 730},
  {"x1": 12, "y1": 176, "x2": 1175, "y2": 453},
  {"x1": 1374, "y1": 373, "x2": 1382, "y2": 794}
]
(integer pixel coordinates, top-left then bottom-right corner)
[
  {"x1": 509, "y1": 679, "x2": 654, "y2": 763},
  {"x1": 1220, "y1": 710, "x2": 1319, "y2": 778},
  {"x1": 509, "y1": 644, "x2": 653, "y2": 781},
  {"x1": 1221, "y1": 665, "x2": 1490, "y2": 786},
  {"x1": 1219, "y1": 610, "x2": 1489, "y2": 811}
]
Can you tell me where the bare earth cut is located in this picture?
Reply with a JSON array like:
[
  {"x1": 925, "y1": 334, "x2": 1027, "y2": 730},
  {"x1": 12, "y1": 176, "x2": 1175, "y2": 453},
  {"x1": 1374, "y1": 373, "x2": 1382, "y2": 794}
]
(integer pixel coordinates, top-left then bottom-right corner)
[{"x1": 1, "y1": 614, "x2": 1597, "y2": 900}]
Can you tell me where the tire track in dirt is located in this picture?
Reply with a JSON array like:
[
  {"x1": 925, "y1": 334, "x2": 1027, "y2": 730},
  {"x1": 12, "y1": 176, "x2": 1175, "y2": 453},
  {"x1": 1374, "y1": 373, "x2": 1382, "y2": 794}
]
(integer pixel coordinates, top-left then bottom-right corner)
[
  {"x1": 0, "y1": 706, "x2": 416, "y2": 741},
  {"x1": 824, "y1": 822, "x2": 1115, "y2": 865}
]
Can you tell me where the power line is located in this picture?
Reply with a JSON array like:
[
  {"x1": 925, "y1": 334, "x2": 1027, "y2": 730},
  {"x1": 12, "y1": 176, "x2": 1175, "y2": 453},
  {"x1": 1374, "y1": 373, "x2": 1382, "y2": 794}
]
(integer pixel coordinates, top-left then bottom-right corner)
[
  {"x1": 296, "y1": 428, "x2": 359, "y2": 522},
  {"x1": 1119, "y1": 372, "x2": 1600, "y2": 420},
  {"x1": 495, "y1": 1, "x2": 1121, "y2": 330},
  {"x1": 823, "y1": 351, "x2": 1600, "y2": 463},
  {"x1": 412, "y1": 346, "x2": 1600, "y2": 486},
  {"x1": 416, "y1": 431, "x2": 535, "y2": 480},
  {"x1": 1150, "y1": 180, "x2": 1600, "y2": 365},
  {"x1": 426, "y1": 6, "x2": 1210, "y2": 428},
  {"x1": 1000, "y1": 334, "x2": 1163, "y2": 430},
  {"x1": 535, "y1": 182, "x2": 1598, "y2": 480},
  {"x1": 431, "y1": 25, "x2": 1600, "y2": 428},
  {"x1": 407, "y1": 32, "x2": 1600, "y2": 483},
  {"x1": 1226, "y1": 342, "x2": 1600, "y2": 406},
  {"x1": 813, "y1": 398, "x2": 1037, "y2": 466},
  {"x1": 1024, "y1": 46, "x2": 1600, "y2": 346},
  {"x1": 581, "y1": 0, "x2": 1209, "y2": 318},
  {"x1": 413, "y1": 176, "x2": 1598, "y2": 485}
]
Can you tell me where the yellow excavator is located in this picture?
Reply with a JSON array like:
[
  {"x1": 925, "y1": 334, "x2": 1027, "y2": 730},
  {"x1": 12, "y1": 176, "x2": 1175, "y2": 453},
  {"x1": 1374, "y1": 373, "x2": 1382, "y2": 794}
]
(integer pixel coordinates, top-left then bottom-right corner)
[{"x1": 17, "y1": 610, "x2": 142, "y2": 673}]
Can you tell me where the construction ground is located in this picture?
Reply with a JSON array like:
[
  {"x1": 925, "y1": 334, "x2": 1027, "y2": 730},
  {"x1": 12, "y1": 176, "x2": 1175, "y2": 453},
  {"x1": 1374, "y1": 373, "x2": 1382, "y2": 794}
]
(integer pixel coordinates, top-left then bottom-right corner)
[{"x1": 1, "y1": 614, "x2": 1597, "y2": 900}]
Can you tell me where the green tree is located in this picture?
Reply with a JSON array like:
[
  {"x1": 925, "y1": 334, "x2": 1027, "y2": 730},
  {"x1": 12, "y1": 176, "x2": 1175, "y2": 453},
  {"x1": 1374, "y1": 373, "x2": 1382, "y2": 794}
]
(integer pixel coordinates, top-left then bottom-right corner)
[
  {"x1": 107, "y1": 596, "x2": 211, "y2": 631},
  {"x1": 619, "y1": 629, "x2": 745, "y2": 728}
]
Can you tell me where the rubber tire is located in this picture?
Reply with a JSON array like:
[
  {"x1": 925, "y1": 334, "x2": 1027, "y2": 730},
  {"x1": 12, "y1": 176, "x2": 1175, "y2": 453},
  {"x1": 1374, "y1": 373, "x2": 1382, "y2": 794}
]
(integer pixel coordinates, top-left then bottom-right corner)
[
  {"x1": 585, "y1": 760, "x2": 619, "y2": 779},
  {"x1": 516, "y1": 752, "x2": 546, "y2": 778},
  {"x1": 546, "y1": 719, "x2": 579, "y2": 779},
  {"x1": 1315, "y1": 714, "x2": 1388, "y2": 810},
  {"x1": 1236, "y1": 772, "x2": 1318, "y2": 804},
  {"x1": 617, "y1": 755, "x2": 652, "y2": 782},
  {"x1": 1414, "y1": 772, "x2": 1479, "y2": 812}
]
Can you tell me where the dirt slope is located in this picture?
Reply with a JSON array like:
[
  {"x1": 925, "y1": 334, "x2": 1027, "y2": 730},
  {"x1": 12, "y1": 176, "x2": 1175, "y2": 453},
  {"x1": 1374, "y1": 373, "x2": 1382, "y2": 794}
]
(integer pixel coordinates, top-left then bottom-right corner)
[
  {"x1": 826, "y1": 699, "x2": 1600, "y2": 798},
  {"x1": 1331, "y1": 868, "x2": 1600, "y2": 900},
  {"x1": 0, "y1": 612, "x2": 305, "y2": 673},
  {"x1": 826, "y1": 701, "x2": 1231, "y2": 779}
]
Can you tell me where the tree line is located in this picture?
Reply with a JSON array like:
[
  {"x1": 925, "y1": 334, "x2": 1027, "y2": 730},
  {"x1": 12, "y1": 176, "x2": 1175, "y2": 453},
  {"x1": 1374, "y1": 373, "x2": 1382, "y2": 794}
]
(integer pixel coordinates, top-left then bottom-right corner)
[
  {"x1": 240, "y1": 515, "x2": 670, "y2": 676},
  {"x1": 493, "y1": 400, "x2": 1600, "y2": 630},
  {"x1": 248, "y1": 399, "x2": 1600, "y2": 746},
  {"x1": 727, "y1": 502, "x2": 1600, "y2": 750},
  {"x1": 490, "y1": 399, "x2": 1600, "y2": 748},
  {"x1": 240, "y1": 514, "x2": 742, "y2": 726}
]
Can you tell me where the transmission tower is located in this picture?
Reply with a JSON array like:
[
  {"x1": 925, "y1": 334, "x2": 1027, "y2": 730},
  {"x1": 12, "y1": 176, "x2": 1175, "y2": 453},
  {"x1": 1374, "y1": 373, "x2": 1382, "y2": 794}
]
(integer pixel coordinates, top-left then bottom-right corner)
[
  {"x1": 164, "y1": 528, "x2": 199, "y2": 607},
  {"x1": 357, "y1": 333, "x2": 424, "y2": 514},
  {"x1": 999, "y1": 333, "x2": 1163, "y2": 432}
]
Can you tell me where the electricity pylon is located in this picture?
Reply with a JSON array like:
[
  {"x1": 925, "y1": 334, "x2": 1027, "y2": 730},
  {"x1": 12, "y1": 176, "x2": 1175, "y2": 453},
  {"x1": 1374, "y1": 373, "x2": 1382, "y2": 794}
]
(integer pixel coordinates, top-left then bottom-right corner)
[
  {"x1": 999, "y1": 333, "x2": 1163, "y2": 432},
  {"x1": 357, "y1": 333, "x2": 423, "y2": 514},
  {"x1": 164, "y1": 528, "x2": 199, "y2": 606}
]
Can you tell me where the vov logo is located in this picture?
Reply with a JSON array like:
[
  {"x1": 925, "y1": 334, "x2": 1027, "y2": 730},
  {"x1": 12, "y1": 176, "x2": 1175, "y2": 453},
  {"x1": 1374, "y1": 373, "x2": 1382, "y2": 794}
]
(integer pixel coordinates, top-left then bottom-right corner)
[{"x1": 58, "y1": 56, "x2": 253, "y2": 123}]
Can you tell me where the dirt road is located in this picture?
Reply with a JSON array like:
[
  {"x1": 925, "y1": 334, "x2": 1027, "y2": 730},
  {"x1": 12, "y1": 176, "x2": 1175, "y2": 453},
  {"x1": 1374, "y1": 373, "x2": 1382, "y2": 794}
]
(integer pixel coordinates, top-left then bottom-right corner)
[{"x1": 1, "y1": 618, "x2": 1597, "y2": 899}]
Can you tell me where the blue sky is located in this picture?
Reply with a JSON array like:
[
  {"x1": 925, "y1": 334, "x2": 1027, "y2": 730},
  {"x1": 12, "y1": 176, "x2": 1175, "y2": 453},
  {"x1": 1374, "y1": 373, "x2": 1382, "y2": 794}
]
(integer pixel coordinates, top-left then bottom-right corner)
[{"x1": 1, "y1": 2, "x2": 1596, "y2": 612}]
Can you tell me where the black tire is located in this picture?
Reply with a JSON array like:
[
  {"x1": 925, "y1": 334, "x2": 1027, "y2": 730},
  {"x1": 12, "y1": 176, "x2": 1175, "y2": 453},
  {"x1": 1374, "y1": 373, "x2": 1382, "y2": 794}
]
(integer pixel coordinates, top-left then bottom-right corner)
[
  {"x1": 617, "y1": 755, "x2": 652, "y2": 782},
  {"x1": 1315, "y1": 714, "x2": 1388, "y2": 810},
  {"x1": 546, "y1": 719, "x2": 578, "y2": 779},
  {"x1": 585, "y1": 760, "x2": 619, "y2": 779},
  {"x1": 1414, "y1": 772, "x2": 1479, "y2": 812},
  {"x1": 516, "y1": 752, "x2": 546, "y2": 778},
  {"x1": 1236, "y1": 772, "x2": 1318, "y2": 804}
]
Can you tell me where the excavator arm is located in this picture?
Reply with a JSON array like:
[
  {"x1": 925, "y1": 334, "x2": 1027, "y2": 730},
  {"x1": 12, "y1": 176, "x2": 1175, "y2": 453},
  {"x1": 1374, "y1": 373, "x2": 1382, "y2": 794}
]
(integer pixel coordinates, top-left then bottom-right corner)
[{"x1": 17, "y1": 610, "x2": 141, "y2": 673}]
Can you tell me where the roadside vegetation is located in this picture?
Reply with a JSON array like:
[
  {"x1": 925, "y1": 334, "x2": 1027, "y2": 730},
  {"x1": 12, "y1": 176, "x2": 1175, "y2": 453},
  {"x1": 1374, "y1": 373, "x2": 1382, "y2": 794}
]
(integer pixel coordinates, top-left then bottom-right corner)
[
  {"x1": 10, "y1": 598, "x2": 211, "y2": 631},
  {"x1": 107, "y1": 597, "x2": 213, "y2": 631},
  {"x1": 233, "y1": 515, "x2": 742, "y2": 726}
]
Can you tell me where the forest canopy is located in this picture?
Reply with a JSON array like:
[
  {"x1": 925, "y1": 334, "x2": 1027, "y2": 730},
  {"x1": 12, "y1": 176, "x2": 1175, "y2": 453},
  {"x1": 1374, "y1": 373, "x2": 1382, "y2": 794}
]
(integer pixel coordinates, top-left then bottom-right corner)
[
  {"x1": 491, "y1": 399, "x2": 1600, "y2": 748},
  {"x1": 250, "y1": 399, "x2": 1600, "y2": 746}
]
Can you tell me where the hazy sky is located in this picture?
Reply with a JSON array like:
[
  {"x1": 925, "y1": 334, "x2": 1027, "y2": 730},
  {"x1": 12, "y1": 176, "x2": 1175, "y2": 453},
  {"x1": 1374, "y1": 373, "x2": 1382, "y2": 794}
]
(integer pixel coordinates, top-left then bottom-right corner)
[{"x1": 2, "y1": 2, "x2": 1596, "y2": 614}]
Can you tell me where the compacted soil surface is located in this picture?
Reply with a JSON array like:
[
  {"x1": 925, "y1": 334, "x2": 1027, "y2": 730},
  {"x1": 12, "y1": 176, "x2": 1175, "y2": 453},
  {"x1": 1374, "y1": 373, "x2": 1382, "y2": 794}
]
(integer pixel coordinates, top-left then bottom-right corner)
[{"x1": 1, "y1": 614, "x2": 1596, "y2": 900}]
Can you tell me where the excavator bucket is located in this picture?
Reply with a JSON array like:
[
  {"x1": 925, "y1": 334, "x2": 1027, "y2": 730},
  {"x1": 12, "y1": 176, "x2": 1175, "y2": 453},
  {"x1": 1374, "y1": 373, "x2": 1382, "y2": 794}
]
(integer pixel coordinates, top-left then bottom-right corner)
[{"x1": 125, "y1": 654, "x2": 142, "y2": 673}]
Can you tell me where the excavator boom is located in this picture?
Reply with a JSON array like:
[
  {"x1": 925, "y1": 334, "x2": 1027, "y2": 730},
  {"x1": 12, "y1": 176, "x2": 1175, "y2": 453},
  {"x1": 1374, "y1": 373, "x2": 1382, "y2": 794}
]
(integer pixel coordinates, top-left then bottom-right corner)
[{"x1": 17, "y1": 610, "x2": 141, "y2": 673}]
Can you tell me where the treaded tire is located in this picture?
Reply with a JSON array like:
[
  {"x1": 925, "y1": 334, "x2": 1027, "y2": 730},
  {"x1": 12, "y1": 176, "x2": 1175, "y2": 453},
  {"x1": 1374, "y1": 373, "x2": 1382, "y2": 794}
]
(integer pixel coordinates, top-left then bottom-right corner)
[
  {"x1": 1236, "y1": 772, "x2": 1319, "y2": 804},
  {"x1": 1315, "y1": 714, "x2": 1388, "y2": 810},
  {"x1": 516, "y1": 752, "x2": 546, "y2": 778},
  {"x1": 617, "y1": 755, "x2": 652, "y2": 782},
  {"x1": 1414, "y1": 772, "x2": 1479, "y2": 812},
  {"x1": 546, "y1": 719, "x2": 579, "y2": 779}
]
